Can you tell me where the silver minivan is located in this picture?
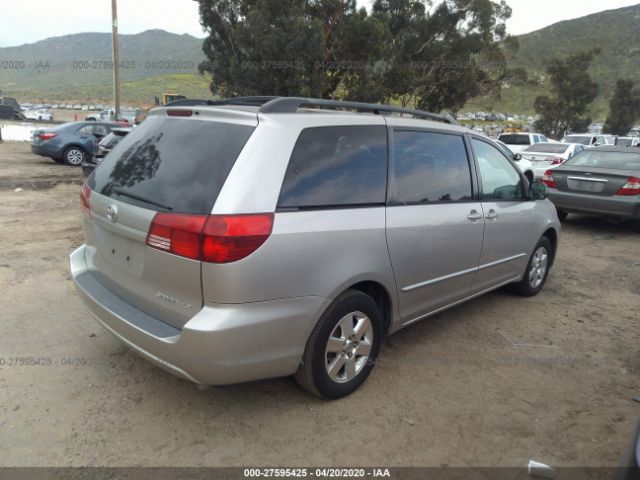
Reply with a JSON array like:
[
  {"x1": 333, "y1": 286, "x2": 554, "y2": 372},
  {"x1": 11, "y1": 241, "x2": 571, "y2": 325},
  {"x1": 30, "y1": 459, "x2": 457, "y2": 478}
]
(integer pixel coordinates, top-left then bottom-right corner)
[{"x1": 71, "y1": 97, "x2": 561, "y2": 399}]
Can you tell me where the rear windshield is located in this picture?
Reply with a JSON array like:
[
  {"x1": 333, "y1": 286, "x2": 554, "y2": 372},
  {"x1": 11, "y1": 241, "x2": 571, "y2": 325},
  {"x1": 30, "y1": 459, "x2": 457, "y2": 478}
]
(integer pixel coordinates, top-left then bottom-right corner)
[
  {"x1": 563, "y1": 150, "x2": 640, "y2": 171},
  {"x1": 523, "y1": 143, "x2": 569, "y2": 154},
  {"x1": 100, "y1": 133, "x2": 122, "y2": 149},
  {"x1": 563, "y1": 136, "x2": 592, "y2": 145},
  {"x1": 498, "y1": 134, "x2": 530, "y2": 145},
  {"x1": 89, "y1": 117, "x2": 254, "y2": 214}
]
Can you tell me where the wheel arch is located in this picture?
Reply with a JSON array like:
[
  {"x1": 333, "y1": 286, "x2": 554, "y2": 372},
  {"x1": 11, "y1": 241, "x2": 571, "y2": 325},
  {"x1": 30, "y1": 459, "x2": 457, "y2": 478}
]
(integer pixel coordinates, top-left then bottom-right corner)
[
  {"x1": 63, "y1": 143, "x2": 88, "y2": 155},
  {"x1": 542, "y1": 227, "x2": 558, "y2": 267},
  {"x1": 344, "y1": 280, "x2": 394, "y2": 336}
]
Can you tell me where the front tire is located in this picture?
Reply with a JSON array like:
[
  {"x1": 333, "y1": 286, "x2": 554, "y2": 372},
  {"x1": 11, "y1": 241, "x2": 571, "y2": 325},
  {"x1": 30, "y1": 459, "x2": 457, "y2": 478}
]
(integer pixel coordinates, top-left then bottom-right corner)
[
  {"x1": 509, "y1": 236, "x2": 553, "y2": 297},
  {"x1": 294, "y1": 290, "x2": 382, "y2": 399},
  {"x1": 63, "y1": 146, "x2": 86, "y2": 166}
]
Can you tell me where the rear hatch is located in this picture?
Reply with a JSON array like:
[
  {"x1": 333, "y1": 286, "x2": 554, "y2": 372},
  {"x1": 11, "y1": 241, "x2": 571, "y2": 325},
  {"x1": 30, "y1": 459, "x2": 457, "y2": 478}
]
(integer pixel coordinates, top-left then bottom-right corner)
[
  {"x1": 551, "y1": 150, "x2": 640, "y2": 196},
  {"x1": 552, "y1": 167, "x2": 635, "y2": 195},
  {"x1": 84, "y1": 111, "x2": 256, "y2": 328}
]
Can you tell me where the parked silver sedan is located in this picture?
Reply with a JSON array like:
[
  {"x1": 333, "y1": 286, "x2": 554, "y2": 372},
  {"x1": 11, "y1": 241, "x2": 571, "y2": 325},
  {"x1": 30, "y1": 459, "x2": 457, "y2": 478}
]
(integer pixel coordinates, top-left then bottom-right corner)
[{"x1": 543, "y1": 146, "x2": 640, "y2": 231}]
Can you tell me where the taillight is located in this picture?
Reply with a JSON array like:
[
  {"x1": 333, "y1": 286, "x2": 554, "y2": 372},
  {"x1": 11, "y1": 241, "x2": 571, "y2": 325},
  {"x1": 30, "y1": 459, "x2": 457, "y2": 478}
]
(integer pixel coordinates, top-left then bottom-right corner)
[
  {"x1": 541, "y1": 170, "x2": 557, "y2": 188},
  {"x1": 615, "y1": 176, "x2": 640, "y2": 196},
  {"x1": 39, "y1": 133, "x2": 57, "y2": 141},
  {"x1": 546, "y1": 157, "x2": 564, "y2": 165},
  {"x1": 202, "y1": 214, "x2": 274, "y2": 263},
  {"x1": 166, "y1": 109, "x2": 193, "y2": 117},
  {"x1": 80, "y1": 183, "x2": 91, "y2": 216},
  {"x1": 146, "y1": 213, "x2": 273, "y2": 263},
  {"x1": 147, "y1": 213, "x2": 207, "y2": 260}
]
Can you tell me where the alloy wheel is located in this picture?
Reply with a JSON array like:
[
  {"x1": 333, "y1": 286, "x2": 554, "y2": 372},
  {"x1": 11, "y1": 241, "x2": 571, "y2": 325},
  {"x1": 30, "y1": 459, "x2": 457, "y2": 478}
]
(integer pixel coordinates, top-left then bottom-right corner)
[
  {"x1": 528, "y1": 247, "x2": 548, "y2": 288},
  {"x1": 324, "y1": 311, "x2": 373, "y2": 383}
]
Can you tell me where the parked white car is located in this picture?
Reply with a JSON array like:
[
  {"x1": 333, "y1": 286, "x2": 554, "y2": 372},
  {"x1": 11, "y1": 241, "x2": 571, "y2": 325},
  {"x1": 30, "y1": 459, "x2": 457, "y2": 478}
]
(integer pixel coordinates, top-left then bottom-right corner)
[
  {"x1": 24, "y1": 109, "x2": 53, "y2": 121},
  {"x1": 616, "y1": 137, "x2": 640, "y2": 147},
  {"x1": 495, "y1": 140, "x2": 535, "y2": 183},
  {"x1": 520, "y1": 142, "x2": 585, "y2": 178},
  {"x1": 496, "y1": 132, "x2": 551, "y2": 153},
  {"x1": 561, "y1": 133, "x2": 616, "y2": 146}
]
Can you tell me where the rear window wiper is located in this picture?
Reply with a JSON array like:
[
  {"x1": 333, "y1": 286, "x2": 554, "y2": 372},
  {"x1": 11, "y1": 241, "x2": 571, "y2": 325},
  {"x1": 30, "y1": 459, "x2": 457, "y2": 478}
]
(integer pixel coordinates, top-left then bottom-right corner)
[{"x1": 111, "y1": 188, "x2": 173, "y2": 211}]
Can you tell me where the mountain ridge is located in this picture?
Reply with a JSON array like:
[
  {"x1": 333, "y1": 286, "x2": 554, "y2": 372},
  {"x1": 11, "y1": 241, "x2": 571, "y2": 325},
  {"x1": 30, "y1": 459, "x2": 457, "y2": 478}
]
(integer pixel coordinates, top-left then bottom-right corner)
[{"x1": 2, "y1": 4, "x2": 639, "y2": 116}]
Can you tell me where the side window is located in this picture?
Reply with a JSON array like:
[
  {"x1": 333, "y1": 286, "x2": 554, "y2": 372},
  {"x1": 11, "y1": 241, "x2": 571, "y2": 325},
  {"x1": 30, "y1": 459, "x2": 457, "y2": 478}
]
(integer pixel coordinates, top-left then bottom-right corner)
[
  {"x1": 278, "y1": 125, "x2": 387, "y2": 209},
  {"x1": 472, "y1": 139, "x2": 524, "y2": 202},
  {"x1": 392, "y1": 131, "x2": 472, "y2": 205},
  {"x1": 78, "y1": 125, "x2": 93, "y2": 134},
  {"x1": 94, "y1": 125, "x2": 109, "y2": 136}
]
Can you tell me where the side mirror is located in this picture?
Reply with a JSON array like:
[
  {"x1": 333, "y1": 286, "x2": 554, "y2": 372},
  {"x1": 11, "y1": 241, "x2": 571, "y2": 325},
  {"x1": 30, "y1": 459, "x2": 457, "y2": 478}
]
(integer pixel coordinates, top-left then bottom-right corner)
[
  {"x1": 514, "y1": 153, "x2": 522, "y2": 161},
  {"x1": 530, "y1": 181, "x2": 548, "y2": 200}
]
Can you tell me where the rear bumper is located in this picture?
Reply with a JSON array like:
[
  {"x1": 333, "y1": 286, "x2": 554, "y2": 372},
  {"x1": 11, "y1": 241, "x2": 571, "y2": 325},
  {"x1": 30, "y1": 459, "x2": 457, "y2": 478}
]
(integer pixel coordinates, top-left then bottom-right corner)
[
  {"x1": 548, "y1": 190, "x2": 640, "y2": 219},
  {"x1": 31, "y1": 142, "x2": 60, "y2": 159},
  {"x1": 70, "y1": 245, "x2": 328, "y2": 385}
]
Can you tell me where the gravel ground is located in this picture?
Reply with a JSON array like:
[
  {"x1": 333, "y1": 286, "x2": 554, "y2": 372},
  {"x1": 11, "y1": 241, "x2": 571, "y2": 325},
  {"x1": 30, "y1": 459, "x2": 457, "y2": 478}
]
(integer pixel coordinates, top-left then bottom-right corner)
[{"x1": 0, "y1": 141, "x2": 638, "y2": 467}]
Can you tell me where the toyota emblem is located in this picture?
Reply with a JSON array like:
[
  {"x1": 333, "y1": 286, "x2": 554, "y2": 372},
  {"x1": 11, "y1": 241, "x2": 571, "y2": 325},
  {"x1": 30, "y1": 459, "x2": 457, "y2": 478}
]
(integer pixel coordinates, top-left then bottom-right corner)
[{"x1": 106, "y1": 205, "x2": 118, "y2": 222}]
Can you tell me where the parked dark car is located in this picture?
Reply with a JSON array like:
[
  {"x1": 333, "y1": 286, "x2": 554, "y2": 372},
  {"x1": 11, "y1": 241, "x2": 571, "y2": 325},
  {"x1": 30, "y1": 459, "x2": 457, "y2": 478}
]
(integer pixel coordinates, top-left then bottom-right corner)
[
  {"x1": 0, "y1": 96, "x2": 25, "y2": 120},
  {"x1": 31, "y1": 121, "x2": 120, "y2": 166},
  {"x1": 81, "y1": 127, "x2": 132, "y2": 177},
  {"x1": 542, "y1": 146, "x2": 640, "y2": 231}
]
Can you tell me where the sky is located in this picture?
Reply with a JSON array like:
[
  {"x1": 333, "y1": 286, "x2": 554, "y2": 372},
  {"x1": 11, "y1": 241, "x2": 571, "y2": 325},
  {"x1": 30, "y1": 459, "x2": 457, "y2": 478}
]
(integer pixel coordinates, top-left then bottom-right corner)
[{"x1": 0, "y1": 0, "x2": 639, "y2": 47}]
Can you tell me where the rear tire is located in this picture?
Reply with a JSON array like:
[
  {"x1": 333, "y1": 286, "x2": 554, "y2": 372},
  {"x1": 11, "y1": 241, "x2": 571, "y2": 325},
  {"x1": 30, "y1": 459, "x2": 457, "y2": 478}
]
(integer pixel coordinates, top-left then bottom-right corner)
[
  {"x1": 556, "y1": 209, "x2": 568, "y2": 222},
  {"x1": 294, "y1": 290, "x2": 382, "y2": 399},
  {"x1": 509, "y1": 236, "x2": 553, "y2": 297},
  {"x1": 524, "y1": 171, "x2": 534, "y2": 184},
  {"x1": 63, "y1": 146, "x2": 86, "y2": 166}
]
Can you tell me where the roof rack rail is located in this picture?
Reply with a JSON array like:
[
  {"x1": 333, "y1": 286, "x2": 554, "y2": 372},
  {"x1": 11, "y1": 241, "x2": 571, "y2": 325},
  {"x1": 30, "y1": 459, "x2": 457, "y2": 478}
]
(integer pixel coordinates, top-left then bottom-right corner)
[
  {"x1": 164, "y1": 96, "x2": 280, "y2": 108},
  {"x1": 259, "y1": 97, "x2": 458, "y2": 125}
]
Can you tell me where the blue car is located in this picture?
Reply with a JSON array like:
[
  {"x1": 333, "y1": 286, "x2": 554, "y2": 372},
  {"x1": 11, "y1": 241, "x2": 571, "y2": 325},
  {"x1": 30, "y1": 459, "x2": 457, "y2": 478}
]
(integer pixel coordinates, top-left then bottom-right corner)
[{"x1": 31, "y1": 121, "x2": 120, "y2": 166}]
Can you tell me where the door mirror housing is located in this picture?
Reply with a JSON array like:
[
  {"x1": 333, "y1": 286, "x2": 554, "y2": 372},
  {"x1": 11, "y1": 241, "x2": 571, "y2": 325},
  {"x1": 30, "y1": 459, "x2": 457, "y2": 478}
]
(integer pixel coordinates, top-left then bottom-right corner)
[
  {"x1": 530, "y1": 181, "x2": 548, "y2": 200},
  {"x1": 514, "y1": 153, "x2": 522, "y2": 161}
]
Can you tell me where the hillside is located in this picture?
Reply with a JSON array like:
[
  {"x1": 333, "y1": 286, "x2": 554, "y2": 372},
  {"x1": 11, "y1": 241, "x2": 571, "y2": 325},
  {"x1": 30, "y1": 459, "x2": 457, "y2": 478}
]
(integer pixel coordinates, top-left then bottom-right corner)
[
  {"x1": 2, "y1": 5, "x2": 640, "y2": 114},
  {"x1": 467, "y1": 3, "x2": 640, "y2": 118},
  {"x1": 0, "y1": 29, "x2": 208, "y2": 104}
]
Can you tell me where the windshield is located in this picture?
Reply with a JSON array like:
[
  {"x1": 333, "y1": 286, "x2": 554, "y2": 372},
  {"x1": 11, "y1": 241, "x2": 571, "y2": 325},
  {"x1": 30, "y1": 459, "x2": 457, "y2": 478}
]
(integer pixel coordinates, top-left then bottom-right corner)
[
  {"x1": 498, "y1": 134, "x2": 530, "y2": 145},
  {"x1": 89, "y1": 116, "x2": 255, "y2": 214},
  {"x1": 523, "y1": 143, "x2": 570, "y2": 154},
  {"x1": 563, "y1": 136, "x2": 592, "y2": 145},
  {"x1": 563, "y1": 150, "x2": 640, "y2": 171}
]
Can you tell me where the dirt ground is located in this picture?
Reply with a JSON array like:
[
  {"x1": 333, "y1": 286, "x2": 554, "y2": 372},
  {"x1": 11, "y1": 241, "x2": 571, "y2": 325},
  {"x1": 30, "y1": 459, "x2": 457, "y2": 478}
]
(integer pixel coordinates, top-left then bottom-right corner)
[{"x1": 0, "y1": 141, "x2": 638, "y2": 468}]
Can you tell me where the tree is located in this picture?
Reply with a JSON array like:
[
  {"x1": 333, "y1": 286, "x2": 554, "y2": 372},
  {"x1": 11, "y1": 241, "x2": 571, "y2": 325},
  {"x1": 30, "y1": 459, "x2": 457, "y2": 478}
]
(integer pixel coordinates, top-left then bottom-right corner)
[
  {"x1": 533, "y1": 50, "x2": 599, "y2": 139},
  {"x1": 603, "y1": 79, "x2": 640, "y2": 135},
  {"x1": 371, "y1": 0, "x2": 515, "y2": 112},
  {"x1": 195, "y1": 0, "x2": 387, "y2": 99},
  {"x1": 195, "y1": 0, "x2": 515, "y2": 112}
]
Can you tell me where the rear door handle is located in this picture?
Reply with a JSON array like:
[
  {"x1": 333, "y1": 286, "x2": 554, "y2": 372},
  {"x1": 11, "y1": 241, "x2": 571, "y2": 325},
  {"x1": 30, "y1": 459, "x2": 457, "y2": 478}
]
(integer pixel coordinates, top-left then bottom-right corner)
[
  {"x1": 485, "y1": 209, "x2": 498, "y2": 220},
  {"x1": 467, "y1": 210, "x2": 483, "y2": 221}
]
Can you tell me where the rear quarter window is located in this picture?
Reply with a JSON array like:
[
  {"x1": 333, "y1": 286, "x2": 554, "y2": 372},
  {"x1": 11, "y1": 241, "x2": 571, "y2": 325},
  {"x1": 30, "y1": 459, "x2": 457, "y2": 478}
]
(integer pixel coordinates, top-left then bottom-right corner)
[
  {"x1": 278, "y1": 125, "x2": 388, "y2": 209},
  {"x1": 89, "y1": 116, "x2": 255, "y2": 214},
  {"x1": 564, "y1": 151, "x2": 640, "y2": 171}
]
